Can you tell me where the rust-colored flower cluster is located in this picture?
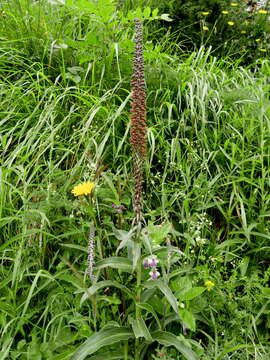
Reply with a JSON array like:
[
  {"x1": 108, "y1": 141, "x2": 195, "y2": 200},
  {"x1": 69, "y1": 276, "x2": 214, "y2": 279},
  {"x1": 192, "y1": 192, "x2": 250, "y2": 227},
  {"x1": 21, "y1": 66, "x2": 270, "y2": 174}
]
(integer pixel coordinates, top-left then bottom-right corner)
[
  {"x1": 130, "y1": 18, "x2": 147, "y2": 224},
  {"x1": 130, "y1": 18, "x2": 147, "y2": 159}
]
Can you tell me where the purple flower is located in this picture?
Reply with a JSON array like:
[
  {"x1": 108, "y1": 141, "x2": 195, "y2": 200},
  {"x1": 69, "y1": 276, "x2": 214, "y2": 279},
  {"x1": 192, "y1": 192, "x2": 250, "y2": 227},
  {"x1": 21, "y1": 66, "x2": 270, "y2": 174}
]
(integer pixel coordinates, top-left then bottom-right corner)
[
  {"x1": 143, "y1": 258, "x2": 150, "y2": 269},
  {"x1": 148, "y1": 256, "x2": 159, "y2": 268},
  {"x1": 111, "y1": 203, "x2": 126, "y2": 214},
  {"x1": 149, "y1": 270, "x2": 160, "y2": 280},
  {"x1": 143, "y1": 255, "x2": 159, "y2": 269}
]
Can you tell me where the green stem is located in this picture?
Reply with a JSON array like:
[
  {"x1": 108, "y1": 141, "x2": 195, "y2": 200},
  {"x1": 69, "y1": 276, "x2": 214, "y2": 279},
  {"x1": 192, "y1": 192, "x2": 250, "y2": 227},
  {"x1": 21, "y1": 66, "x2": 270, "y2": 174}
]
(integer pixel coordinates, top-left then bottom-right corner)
[
  {"x1": 92, "y1": 294, "x2": 97, "y2": 332},
  {"x1": 135, "y1": 246, "x2": 142, "y2": 360},
  {"x1": 135, "y1": 260, "x2": 142, "y2": 319},
  {"x1": 124, "y1": 340, "x2": 128, "y2": 360}
]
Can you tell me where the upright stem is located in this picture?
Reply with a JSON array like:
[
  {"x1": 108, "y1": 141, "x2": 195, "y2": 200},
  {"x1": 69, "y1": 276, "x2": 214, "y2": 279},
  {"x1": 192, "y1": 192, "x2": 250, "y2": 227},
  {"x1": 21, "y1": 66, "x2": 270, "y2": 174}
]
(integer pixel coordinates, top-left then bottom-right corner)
[
  {"x1": 124, "y1": 340, "x2": 128, "y2": 360},
  {"x1": 135, "y1": 257, "x2": 142, "y2": 319},
  {"x1": 135, "y1": 253, "x2": 142, "y2": 360}
]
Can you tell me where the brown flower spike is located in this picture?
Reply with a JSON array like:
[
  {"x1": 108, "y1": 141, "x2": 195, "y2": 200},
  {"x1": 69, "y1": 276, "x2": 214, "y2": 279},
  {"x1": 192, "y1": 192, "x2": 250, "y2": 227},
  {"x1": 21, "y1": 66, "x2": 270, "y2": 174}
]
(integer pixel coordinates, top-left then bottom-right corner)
[{"x1": 130, "y1": 18, "x2": 147, "y2": 225}]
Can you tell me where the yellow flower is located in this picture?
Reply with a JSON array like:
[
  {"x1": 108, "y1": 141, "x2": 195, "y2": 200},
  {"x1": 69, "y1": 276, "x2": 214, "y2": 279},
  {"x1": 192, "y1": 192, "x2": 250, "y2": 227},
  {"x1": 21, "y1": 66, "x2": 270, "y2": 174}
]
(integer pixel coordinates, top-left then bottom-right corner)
[
  {"x1": 202, "y1": 26, "x2": 209, "y2": 31},
  {"x1": 256, "y1": 38, "x2": 261, "y2": 42},
  {"x1": 230, "y1": 2, "x2": 238, "y2": 6},
  {"x1": 222, "y1": 11, "x2": 229, "y2": 14},
  {"x1": 241, "y1": 30, "x2": 246, "y2": 34},
  {"x1": 202, "y1": 12, "x2": 210, "y2": 16},
  {"x1": 71, "y1": 182, "x2": 95, "y2": 196},
  {"x1": 227, "y1": 21, "x2": 234, "y2": 25},
  {"x1": 259, "y1": 48, "x2": 267, "y2": 52},
  {"x1": 204, "y1": 280, "x2": 215, "y2": 291},
  {"x1": 258, "y1": 10, "x2": 268, "y2": 14}
]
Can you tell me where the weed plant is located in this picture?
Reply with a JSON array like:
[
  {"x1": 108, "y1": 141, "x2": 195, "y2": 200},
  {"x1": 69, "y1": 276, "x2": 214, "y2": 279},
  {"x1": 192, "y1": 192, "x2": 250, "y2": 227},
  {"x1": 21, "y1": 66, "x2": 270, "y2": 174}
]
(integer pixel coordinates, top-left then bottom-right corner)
[{"x1": 0, "y1": 0, "x2": 270, "y2": 359}]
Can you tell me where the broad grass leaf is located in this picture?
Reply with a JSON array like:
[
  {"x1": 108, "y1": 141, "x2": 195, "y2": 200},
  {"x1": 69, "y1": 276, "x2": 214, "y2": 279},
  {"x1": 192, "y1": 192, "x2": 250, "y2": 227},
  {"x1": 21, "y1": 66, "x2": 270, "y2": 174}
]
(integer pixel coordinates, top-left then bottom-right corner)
[
  {"x1": 60, "y1": 243, "x2": 88, "y2": 253},
  {"x1": 216, "y1": 344, "x2": 254, "y2": 359},
  {"x1": 56, "y1": 274, "x2": 85, "y2": 290},
  {"x1": 151, "y1": 331, "x2": 199, "y2": 360},
  {"x1": 0, "y1": 216, "x2": 20, "y2": 228},
  {"x1": 22, "y1": 270, "x2": 55, "y2": 317},
  {"x1": 71, "y1": 327, "x2": 134, "y2": 360},
  {"x1": 94, "y1": 257, "x2": 132, "y2": 272}
]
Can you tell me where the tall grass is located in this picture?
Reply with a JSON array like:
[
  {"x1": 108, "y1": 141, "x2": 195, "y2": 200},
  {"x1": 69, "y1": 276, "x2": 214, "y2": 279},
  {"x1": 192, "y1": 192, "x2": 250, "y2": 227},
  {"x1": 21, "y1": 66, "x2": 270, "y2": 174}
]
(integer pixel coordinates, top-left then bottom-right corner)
[{"x1": 0, "y1": 0, "x2": 270, "y2": 359}]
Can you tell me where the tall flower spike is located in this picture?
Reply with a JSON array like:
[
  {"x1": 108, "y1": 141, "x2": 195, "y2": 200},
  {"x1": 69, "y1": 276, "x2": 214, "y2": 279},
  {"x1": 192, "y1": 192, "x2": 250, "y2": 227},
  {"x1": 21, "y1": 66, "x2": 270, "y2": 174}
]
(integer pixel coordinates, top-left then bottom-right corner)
[
  {"x1": 87, "y1": 223, "x2": 95, "y2": 281},
  {"x1": 130, "y1": 18, "x2": 147, "y2": 225}
]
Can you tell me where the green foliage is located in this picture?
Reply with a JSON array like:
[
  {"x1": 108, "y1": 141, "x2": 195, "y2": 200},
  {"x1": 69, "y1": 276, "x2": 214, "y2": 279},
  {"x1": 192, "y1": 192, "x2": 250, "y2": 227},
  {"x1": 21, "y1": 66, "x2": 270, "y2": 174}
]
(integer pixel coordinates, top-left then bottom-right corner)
[
  {"x1": 0, "y1": 0, "x2": 270, "y2": 359},
  {"x1": 149, "y1": 0, "x2": 270, "y2": 63}
]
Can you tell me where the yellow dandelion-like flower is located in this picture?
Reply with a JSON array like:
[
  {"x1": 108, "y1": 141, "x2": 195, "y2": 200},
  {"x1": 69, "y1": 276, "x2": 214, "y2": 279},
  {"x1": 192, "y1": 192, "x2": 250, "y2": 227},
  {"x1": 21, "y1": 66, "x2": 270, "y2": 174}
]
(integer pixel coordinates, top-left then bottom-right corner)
[
  {"x1": 256, "y1": 38, "x2": 261, "y2": 42},
  {"x1": 71, "y1": 182, "x2": 95, "y2": 196},
  {"x1": 259, "y1": 48, "x2": 267, "y2": 52},
  {"x1": 204, "y1": 280, "x2": 215, "y2": 291},
  {"x1": 227, "y1": 21, "x2": 235, "y2": 25},
  {"x1": 202, "y1": 12, "x2": 210, "y2": 16},
  {"x1": 258, "y1": 10, "x2": 268, "y2": 14},
  {"x1": 222, "y1": 11, "x2": 229, "y2": 14},
  {"x1": 230, "y1": 2, "x2": 238, "y2": 6},
  {"x1": 241, "y1": 30, "x2": 246, "y2": 34},
  {"x1": 202, "y1": 26, "x2": 209, "y2": 31}
]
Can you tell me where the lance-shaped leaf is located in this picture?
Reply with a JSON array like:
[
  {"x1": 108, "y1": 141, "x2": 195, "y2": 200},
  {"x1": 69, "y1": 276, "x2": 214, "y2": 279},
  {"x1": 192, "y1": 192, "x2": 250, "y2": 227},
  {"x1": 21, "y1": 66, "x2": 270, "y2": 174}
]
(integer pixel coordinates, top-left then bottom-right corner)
[
  {"x1": 114, "y1": 227, "x2": 135, "y2": 254},
  {"x1": 132, "y1": 240, "x2": 141, "y2": 271},
  {"x1": 130, "y1": 317, "x2": 152, "y2": 342},
  {"x1": 143, "y1": 279, "x2": 178, "y2": 313},
  {"x1": 179, "y1": 309, "x2": 196, "y2": 331},
  {"x1": 180, "y1": 287, "x2": 206, "y2": 301},
  {"x1": 151, "y1": 331, "x2": 199, "y2": 360},
  {"x1": 137, "y1": 302, "x2": 161, "y2": 329},
  {"x1": 94, "y1": 257, "x2": 133, "y2": 272},
  {"x1": 89, "y1": 351, "x2": 133, "y2": 360},
  {"x1": 71, "y1": 327, "x2": 134, "y2": 360},
  {"x1": 80, "y1": 280, "x2": 135, "y2": 306}
]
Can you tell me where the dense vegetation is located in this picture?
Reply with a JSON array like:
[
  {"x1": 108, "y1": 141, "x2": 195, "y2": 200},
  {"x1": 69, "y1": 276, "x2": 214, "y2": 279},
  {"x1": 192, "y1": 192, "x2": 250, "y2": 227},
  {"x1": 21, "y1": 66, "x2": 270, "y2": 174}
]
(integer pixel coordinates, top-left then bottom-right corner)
[{"x1": 0, "y1": 0, "x2": 270, "y2": 359}]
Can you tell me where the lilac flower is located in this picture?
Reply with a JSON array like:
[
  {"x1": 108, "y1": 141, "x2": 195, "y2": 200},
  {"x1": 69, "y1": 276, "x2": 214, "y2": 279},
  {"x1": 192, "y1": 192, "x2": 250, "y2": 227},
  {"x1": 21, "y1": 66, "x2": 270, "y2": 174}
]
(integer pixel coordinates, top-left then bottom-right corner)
[
  {"x1": 149, "y1": 270, "x2": 160, "y2": 280},
  {"x1": 148, "y1": 256, "x2": 159, "y2": 268},
  {"x1": 111, "y1": 202, "x2": 126, "y2": 214},
  {"x1": 143, "y1": 258, "x2": 150, "y2": 269},
  {"x1": 87, "y1": 223, "x2": 95, "y2": 280},
  {"x1": 143, "y1": 255, "x2": 159, "y2": 269}
]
